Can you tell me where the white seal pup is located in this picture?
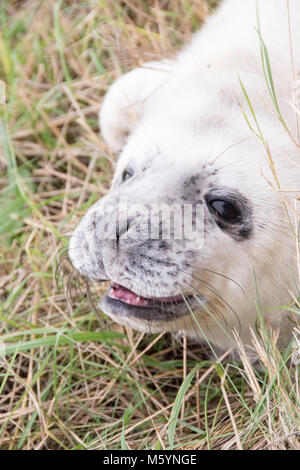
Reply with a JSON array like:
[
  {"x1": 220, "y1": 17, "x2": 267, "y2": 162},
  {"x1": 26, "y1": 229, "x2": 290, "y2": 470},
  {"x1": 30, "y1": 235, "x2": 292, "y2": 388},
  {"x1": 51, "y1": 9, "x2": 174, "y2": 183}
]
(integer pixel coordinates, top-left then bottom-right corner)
[{"x1": 69, "y1": 0, "x2": 300, "y2": 354}]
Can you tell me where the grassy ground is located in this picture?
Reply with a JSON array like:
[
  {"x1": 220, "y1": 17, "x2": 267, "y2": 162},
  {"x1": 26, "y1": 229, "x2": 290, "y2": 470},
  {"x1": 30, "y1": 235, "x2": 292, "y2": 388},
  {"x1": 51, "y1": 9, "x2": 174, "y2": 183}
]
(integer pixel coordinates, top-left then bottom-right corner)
[{"x1": 0, "y1": 0, "x2": 299, "y2": 450}]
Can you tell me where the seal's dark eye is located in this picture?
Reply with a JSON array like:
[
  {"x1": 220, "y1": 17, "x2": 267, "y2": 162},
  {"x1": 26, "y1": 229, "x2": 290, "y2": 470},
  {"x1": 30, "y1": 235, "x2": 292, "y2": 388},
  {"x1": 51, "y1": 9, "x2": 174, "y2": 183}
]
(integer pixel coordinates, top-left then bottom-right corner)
[
  {"x1": 121, "y1": 168, "x2": 134, "y2": 183},
  {"x1": 209, "y1": 200, "x2": 240, "y2": 222}
]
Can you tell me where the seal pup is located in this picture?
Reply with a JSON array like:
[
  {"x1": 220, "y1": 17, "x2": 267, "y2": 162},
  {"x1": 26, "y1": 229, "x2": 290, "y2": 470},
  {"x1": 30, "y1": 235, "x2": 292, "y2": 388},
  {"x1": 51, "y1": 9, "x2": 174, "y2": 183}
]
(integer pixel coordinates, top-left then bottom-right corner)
[{"x1": 69, "y1": 0, "x2": 300, "y2": 354}]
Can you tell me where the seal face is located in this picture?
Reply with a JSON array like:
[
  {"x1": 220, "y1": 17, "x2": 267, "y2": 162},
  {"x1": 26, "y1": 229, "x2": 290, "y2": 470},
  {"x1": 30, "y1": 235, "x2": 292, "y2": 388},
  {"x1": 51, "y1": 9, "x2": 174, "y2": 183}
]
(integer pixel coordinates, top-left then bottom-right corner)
[{"x1": 69, "y1": 0, "x2": 300, "y2": 351}]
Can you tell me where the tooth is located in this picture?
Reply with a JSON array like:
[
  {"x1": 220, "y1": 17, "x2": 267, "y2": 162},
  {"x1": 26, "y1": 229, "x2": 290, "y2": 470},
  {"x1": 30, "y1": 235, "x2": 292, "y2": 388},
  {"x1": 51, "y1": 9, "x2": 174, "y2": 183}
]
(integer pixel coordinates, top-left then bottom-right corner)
[
  {"x1": 110, "y1": 288, "x2": 116, "y2": 299},
  {"x1": 136, "y1": 296, "x2": 140, "y2": 303}
]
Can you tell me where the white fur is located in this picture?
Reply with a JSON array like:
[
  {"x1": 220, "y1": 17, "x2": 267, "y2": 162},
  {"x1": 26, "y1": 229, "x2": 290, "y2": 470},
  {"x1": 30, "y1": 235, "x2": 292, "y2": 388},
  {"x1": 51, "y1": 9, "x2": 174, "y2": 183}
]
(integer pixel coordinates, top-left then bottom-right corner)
[{"x1": 70, "y1": 0, "x2": 300, "y2": 353}]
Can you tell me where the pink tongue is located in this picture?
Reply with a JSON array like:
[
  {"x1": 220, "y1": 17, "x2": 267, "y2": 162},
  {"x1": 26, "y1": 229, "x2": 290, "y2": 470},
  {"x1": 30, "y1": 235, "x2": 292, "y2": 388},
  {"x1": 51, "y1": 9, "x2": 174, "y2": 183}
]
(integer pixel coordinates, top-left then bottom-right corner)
[
  {"x1": 108, "y1": 283, "x2": 184, "y2": 307},
  {"x1": 109, "y1": 283, "x2": 149, "y2": 307}
]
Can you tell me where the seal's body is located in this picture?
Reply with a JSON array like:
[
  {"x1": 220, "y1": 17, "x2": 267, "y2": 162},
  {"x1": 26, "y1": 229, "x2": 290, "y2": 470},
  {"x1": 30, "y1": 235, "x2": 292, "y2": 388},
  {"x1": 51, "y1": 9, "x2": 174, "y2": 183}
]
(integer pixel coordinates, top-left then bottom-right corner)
[{"x1": 69, "y1": 0, "x2": 300, "y2": 353}]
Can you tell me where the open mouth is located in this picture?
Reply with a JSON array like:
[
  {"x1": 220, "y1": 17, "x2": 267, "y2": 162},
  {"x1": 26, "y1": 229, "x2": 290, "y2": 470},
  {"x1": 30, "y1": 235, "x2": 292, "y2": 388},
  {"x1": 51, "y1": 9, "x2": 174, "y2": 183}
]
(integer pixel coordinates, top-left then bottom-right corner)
[
  {"x1": 100, "y1": 282, "x2": 206, "y2": 323},
  {"x1": 107, "y1": 282, "x2": 186, "y2": 309}
]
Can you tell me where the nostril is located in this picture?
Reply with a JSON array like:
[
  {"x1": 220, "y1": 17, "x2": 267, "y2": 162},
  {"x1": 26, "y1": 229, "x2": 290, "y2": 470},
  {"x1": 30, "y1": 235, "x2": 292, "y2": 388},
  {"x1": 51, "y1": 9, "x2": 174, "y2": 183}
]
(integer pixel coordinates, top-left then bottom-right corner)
[{"x1": 116, "y1": 219, "x2": 130, "y2": 245}]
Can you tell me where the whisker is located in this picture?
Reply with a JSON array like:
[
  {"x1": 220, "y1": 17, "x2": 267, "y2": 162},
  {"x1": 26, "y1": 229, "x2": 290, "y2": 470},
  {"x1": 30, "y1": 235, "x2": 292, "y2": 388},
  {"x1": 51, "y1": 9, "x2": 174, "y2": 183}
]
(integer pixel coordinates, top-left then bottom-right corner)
[
  {"x1": 176, "y1": 267, "x2": 242, "y2": 335},
  {"x1": 175, "y1": 278, "x2": 224, "y2": 342},
  {"x1": 209, "y1": 137, "x2": 250, "y2": 165},
  {"x1": 85, "y1": 276, "x2": 103, "y2": 320}
]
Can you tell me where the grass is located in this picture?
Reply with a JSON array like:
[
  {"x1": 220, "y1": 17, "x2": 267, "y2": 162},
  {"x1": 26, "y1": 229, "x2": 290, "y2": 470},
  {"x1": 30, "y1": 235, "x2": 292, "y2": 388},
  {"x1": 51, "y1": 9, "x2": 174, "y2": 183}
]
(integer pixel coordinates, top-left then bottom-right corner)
[{"x1": 0, "y1": 0, "x2": 299, "y2": 450}]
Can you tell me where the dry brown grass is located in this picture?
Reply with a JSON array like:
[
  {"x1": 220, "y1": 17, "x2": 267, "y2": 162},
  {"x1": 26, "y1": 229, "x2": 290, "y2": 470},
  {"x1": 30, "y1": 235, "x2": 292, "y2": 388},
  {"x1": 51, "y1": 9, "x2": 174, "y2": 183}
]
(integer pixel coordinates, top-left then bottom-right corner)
[{"x1": 0, "y1": 0, "x2": 299, "y2": 450}]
